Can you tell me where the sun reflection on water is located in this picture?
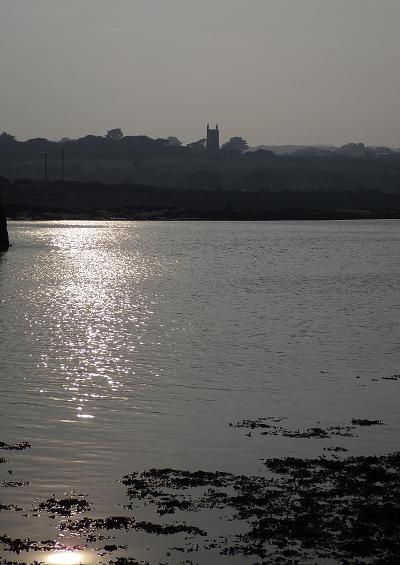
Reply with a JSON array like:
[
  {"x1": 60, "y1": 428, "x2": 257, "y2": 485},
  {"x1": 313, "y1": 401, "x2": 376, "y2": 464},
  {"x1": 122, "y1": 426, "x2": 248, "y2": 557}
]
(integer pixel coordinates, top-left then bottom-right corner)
[
  {"x1": 46, "y1": 551, "x2": 85, "y2": 565},
  {"x1": 31, "y1": 222, "x2": 163, "y2": 423}
]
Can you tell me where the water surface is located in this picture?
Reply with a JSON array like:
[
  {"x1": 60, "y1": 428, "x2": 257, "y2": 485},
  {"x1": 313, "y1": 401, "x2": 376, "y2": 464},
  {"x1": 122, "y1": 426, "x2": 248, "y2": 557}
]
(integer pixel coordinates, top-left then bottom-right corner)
[{"x1": 1, "y1": 220, "x2": 399, "y2": 563}]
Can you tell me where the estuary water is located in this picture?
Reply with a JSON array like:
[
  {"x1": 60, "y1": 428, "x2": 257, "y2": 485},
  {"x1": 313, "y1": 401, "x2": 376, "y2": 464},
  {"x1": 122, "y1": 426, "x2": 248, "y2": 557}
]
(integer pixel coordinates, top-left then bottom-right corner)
[{"x1": 0, "y1": 220, "x2": 400, "y2": 564}]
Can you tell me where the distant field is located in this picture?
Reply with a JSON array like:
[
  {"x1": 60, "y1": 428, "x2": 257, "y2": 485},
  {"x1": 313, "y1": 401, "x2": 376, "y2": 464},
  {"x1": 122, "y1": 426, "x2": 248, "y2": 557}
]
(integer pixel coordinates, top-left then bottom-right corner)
[{"x1": 1, "y1": 153, "x2": 400, "y2": 192}]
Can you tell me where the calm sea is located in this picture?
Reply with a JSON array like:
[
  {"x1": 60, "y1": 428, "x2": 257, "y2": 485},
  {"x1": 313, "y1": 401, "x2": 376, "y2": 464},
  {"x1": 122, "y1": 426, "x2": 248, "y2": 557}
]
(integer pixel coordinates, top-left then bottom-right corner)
[{"x1": 1, "y1": 220, "x2": 399, "y2": 564}]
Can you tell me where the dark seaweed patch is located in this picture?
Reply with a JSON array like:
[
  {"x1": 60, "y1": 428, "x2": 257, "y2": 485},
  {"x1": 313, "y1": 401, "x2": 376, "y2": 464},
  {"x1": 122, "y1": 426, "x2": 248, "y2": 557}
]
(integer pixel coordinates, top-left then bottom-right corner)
[
  {"x1": 281, "y1": 425, "x2": 355, "y2": 438},
  {"x1": 0, "y1": 442, "x2": 31, "y2": 451},
  {"x1": 103, "y1": 544, "x2": 128, "y2": 552},
  {"x1": 351, "y1": 418, "x2": 384, "y2": 426},
  {"x1": 0, "y1": 503, "x2": 23, "y2": 512},
  {"x1": 38, "y1": 496, "x2": 90, "y2": 517},
  {"x1": 109, "y1": 557, "x2": 149, "y2": 565},
  {"x1": 120, "y1": 454, "x2": 400, "y2": 563},
  {"x1": 232, "y1": 419, "x2": 357, "y2": 438},
  {"x1": 2, "y1": 481, "x2": 30, "y2": 488},
  {"x1": 0, "y1": 534, "x2": 74, "y2": 553},
  {"x1": 382, "y1": 374, "x2": 400, "y2": 381},
  {"x1": 122, "y1": 468, "x2": 234, "y2": 515},
  {"x1": 0, "y1": 561, "x2": 34, "y2": 565},
  {"x1": 229, "y1": 417, "x2": 286, "y2": 430},
  {"x1": 64, "y1": 516, "x2": 206, "y2": 537}
]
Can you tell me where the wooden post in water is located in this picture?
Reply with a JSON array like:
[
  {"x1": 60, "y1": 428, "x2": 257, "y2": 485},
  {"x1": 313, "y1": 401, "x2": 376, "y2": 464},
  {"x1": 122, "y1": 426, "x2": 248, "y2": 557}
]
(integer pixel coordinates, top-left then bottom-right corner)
[{"x1": 0, "y1": 193, "x2": 10, "y2": 251}]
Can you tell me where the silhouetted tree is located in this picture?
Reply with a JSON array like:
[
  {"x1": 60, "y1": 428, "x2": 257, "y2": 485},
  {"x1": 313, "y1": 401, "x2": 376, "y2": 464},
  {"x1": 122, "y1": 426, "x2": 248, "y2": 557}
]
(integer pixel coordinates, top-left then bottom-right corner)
[
  {"x1": 338, "y1": 143, "x2": 367, "y2": 158},
  {"x1": 0, "y1": 132, "x2": 16, "y2": 143},
  {"x1": 105, "y1": 128, "x2": 123, "y2": 141},
  {"x1": 187, "y1": 139, "x2": 206, "y2": 154},
  {"x1": 167, "y1": 136, "x2": 182, "y2": 146},
  {"x1": 222, "y1": 136, "x2": 249, "y2": 153}
]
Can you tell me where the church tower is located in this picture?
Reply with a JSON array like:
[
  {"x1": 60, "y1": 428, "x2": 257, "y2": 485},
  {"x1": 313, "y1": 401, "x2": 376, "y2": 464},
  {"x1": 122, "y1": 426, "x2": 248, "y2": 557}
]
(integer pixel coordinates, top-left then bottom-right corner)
[{"x1": 206, "y1": 124, "x2": 220, "y2": 157}]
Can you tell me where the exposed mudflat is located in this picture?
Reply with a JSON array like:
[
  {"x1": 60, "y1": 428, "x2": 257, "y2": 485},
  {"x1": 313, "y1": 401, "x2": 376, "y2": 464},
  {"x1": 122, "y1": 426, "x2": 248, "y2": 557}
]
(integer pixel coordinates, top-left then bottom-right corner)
[{"x1": 1, "y1": 376, "x2": 400, "y2": 565}]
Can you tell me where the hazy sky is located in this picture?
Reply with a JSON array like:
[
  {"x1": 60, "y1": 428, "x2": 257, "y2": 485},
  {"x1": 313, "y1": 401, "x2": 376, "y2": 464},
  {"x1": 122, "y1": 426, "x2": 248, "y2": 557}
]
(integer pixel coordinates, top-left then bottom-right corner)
[{"x1": 1, "y1": 0, "x2": 400, "y2": 146}]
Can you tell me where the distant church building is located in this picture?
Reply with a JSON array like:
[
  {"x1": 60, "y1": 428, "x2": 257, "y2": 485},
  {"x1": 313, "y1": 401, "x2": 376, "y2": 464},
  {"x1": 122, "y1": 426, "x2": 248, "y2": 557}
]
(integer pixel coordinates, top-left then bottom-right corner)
[{"x1": 206, "y1": 124, "x2": 220, "y2": 157}]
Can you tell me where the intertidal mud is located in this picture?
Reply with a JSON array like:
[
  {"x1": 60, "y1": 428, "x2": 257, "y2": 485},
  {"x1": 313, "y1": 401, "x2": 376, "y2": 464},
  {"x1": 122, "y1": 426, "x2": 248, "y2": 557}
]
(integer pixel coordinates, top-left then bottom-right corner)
[
  {"x1": 120, "y1": 453, "x2": 400, "y2": 563},
  {"x1": 1, "y1": 377, "x2": 400, "y2": 565}
]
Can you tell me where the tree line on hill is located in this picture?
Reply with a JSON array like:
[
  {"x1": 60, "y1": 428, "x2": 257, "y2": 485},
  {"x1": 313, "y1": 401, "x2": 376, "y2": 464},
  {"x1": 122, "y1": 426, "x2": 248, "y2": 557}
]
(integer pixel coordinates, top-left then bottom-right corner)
[
  {"x1": 1, "y1": 128, "x2": 397, "y2": 160},
  {"x1": 1, "y1": 129, "x2": 400, "y2": 193},
  {"x1": 0, "y1": 129, "x2": 255, "y2": 162}
]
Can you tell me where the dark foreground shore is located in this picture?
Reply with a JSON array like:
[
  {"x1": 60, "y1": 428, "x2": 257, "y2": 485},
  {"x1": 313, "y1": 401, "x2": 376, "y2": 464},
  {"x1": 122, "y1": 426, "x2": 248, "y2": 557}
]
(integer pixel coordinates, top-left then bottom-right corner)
[
  {"x1": 2, "y1": 177, "x2": 400, "y2": 222},
  {"x1": 6, "y1": 206, "x2": 400, "y2": 221},
  {"x1": 1, "y1": 375, "x2": 400, "y2": 564},
  {"x1": 2, "y1": 380, "x2": 400, "y2": 565}
]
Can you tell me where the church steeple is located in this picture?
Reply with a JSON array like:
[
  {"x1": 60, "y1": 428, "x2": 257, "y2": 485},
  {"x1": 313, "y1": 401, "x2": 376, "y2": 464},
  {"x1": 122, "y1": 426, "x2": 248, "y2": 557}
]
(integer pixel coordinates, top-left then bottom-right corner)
[{"x1": 206, "y1": 123, "x2": 220, "y2": 158}]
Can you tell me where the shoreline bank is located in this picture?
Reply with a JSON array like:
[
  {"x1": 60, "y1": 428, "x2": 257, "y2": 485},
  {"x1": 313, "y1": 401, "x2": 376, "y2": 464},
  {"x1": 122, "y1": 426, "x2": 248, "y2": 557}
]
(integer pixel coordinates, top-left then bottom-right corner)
[{"x1": 6, "y1": 207, "x2": 400, "y2": 222}]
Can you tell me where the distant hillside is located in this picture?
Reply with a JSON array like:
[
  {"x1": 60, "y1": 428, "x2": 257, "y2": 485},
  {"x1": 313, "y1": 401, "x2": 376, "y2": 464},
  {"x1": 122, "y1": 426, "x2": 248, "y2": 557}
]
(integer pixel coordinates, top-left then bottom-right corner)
[
  {"x1": 250, "y1": 144, "x2": 336, "y2": 155},
  {"x1": 251, "y1": 143, "x2": 398, "y2": 157},
  {"x1": 1, "y1": 133, "x2": 400, "y2": 192}
]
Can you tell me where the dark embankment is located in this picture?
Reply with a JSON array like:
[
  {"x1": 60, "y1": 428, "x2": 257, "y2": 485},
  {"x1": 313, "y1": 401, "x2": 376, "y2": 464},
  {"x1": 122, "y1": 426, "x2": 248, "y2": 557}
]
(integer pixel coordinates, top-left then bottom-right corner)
[{"x1": 2, "y1": 177, "x2": 400, "y2": 221}]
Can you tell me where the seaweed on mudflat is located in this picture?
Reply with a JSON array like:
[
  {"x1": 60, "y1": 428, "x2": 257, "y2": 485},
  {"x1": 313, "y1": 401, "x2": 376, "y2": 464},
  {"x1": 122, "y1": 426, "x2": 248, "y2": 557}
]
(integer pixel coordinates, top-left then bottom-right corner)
[
  {"x1": 231, "y1": 419, "x2": 358, "y2": 438},
  {"x1": 382, "y1": 374, "x2": 400, "y2": 381},
  {"x1": 2, "y1": 481, "x2": 30, "y2": 488},
  {"x1": 38, "y1": 496, "x2": 90, "y2": 517},
  {"x1": 0, "y1": 442, "x2": 31, "y2": 451},
  {"x1": 351, "y1": 418, "x2": 384, "y2": 426},
  {"x1": 0, "y1": 534, "x2": 75, "y2": 553},
  {"x1": 64, "y1": 516, "x2": 206, "y2": 537},
  {"x1": 0, "y1": 503, "x2": 23, "y2": 512},
  {"x1": 232, "y1": 416, "x2": 386, "y2": 440},
  {"x1": 120, "y1": 453, "x2": 400, "y2": 563}
]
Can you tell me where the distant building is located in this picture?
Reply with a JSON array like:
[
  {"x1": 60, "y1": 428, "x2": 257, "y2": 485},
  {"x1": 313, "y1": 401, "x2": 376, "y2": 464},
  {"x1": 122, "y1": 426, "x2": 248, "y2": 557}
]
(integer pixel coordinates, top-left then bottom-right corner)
[{"x1": 206, "y1": 124, "x2": 220, "y2": 157}]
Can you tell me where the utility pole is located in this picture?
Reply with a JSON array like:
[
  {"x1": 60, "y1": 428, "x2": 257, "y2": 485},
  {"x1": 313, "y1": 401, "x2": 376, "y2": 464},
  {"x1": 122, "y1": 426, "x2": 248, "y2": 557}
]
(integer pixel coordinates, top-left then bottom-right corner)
[
  {"x1": 41, "y1": 152, "x2": 48, "y2": 182},
  {"x1": 61, "y1": 150, "x2": 65, "y2": 182}
]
